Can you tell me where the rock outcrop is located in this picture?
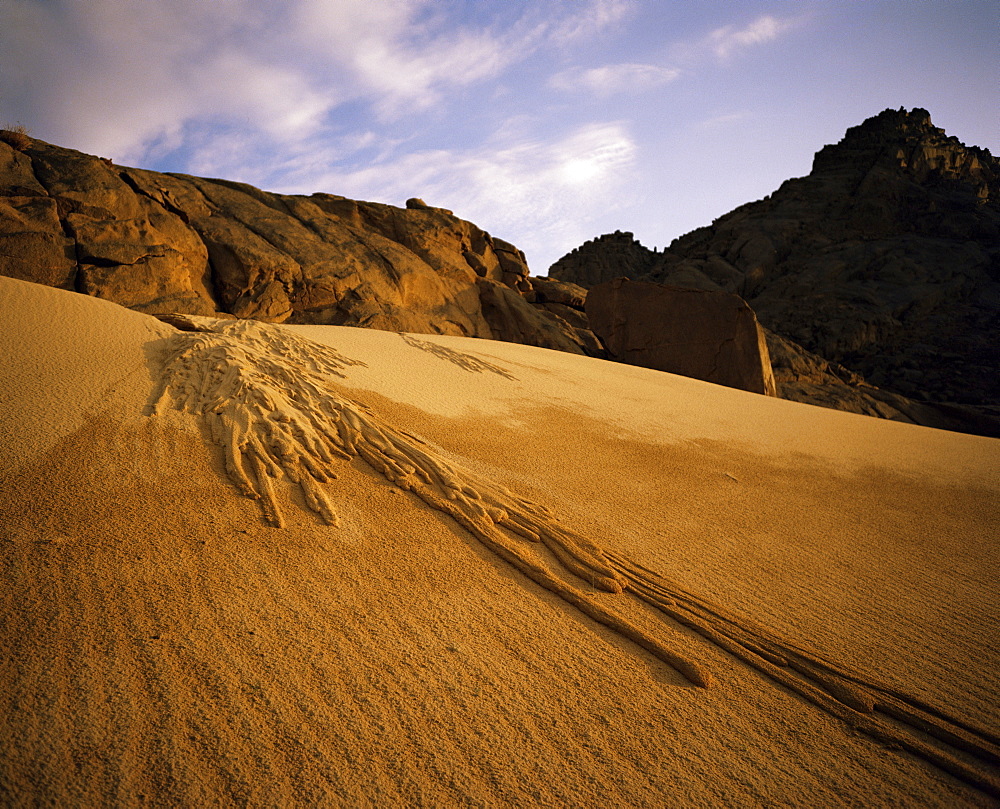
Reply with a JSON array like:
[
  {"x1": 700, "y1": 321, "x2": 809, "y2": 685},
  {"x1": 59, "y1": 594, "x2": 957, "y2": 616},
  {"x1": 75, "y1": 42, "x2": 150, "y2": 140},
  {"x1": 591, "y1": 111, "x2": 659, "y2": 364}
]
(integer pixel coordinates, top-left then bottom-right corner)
[
  {"x1": 549, "y1": 230, "x2": 659, "y2": 289},
  {"x1": 525, "y1": 276, "x2": 605, "y2": 356},
  {"x1": 587, "y1": 278, "x2": 777, "y2": 396},
  {"x1": 0, "y1": 136, "x2": 599, "y2": 356},
  {"x1": 551, "y1": 108, "x2": 1000, "y2": 434},
  {"x1": 5, "y1": 111, "x2": 997, "y2": 435},
  {"x1": 764, "y1": 328, "x2": 999, "y2": 434}
]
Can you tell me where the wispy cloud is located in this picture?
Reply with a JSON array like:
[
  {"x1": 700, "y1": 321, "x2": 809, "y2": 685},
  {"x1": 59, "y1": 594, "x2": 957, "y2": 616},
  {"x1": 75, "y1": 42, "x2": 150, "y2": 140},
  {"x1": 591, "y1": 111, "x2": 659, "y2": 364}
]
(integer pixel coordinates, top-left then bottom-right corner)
[
  {"x1": 708, "y1": 15, "x2": 796, "y2": 60},
  {"x1": 1, "y1": 0, "x2": 610, "y2": 161},
  {"x1": 288, "y1": 0, "x2": 542, "y2": 120},
  {"x1": 549, "y1": 63, "x2": 681, "y2": 96},
  {"x1": 548, "y1": 0, "x2": 632, "y2": 45},
  {"x1": 0, "y1": 0, "x2": 338, "y2": 160},
  {"x1": 274, "y1": 122, "x2": 638, "y2": 271},
  {"x1": 698, "y1": 111, "x2": 751, "y2": 129}
]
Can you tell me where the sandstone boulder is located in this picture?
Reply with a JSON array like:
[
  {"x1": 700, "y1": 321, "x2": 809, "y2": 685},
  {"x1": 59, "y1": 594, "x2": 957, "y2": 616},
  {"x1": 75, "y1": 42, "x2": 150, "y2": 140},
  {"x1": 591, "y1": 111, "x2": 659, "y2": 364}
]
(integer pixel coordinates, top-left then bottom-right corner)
[
  {"x1": 0, "y1": 140, "x2": 218, "y2": 314},
  {"x1": 0, "y1": 142, "x2": 79, "y2": 290},
  {"x1": 311, "y1": 193, "x2": 504, "y2": 286},
  {"x1": 587, "y1": 278, "x2": 777, "y2": 396},
  {"x1": 529, "y1": 276, "x2": 588, "y2": 309},
  {"x1": 523, "y1": 275, "x2": 605, "y2": 355},
  {"x1": 476, "y1": 278, "x2": 594, "y2": 354},
  {"x1": 0, "y1": 195, "x2": 76, "y2": 289}
]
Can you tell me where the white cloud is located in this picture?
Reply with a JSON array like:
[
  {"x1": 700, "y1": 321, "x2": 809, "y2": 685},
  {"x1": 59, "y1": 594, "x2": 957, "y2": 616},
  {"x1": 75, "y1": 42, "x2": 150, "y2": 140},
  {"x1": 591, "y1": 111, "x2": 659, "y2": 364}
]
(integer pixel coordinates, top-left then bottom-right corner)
[
  {"x1": 289, "y1": 0, "x2": 538, "y2": 119},
  {"x1": 548, "y1": 0, "x2": 632, "y2": 45},
  {"x1": 274, "y1": 122, "x2": 638, "y2": 272},
  {"x1": 0, "y1": 0, "x2": 644, "y2": 167},
  {"x1": 195, "y1": 51, "x2": 333, "y2": 139},
  {"x1": 0, "y1": 0, "x2": 338, "y2": 160},
  {"x1": 0, "y1": 0, "x2": 658, "y2": 270},
  {"x1": 709, "y1": 15, "x2": 796, "y2": 60},
  {"x1": 288, "y1": 121, "x2": 635, "y2": 211},
  {"x1": 550, "y1": 63, "x2": 681, "y2": 96},
  {"x1": 0, "y1": 0, "x2": 559, "y2": 160}
]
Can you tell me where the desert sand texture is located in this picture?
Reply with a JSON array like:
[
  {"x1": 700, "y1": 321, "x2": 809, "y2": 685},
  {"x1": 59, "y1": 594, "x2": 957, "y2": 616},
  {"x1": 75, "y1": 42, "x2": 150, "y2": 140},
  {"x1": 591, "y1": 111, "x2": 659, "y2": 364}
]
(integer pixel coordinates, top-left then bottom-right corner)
[{"x1": 1, "y1": 274, "x2": 999, "y2": 807}]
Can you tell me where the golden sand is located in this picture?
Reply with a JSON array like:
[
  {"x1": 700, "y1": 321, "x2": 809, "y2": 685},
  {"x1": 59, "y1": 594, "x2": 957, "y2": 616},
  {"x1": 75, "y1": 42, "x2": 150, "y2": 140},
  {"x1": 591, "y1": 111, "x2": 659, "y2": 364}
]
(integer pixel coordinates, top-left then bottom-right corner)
[{"x1": 2, "y1": 276, "x2": 998, "y2": 806}]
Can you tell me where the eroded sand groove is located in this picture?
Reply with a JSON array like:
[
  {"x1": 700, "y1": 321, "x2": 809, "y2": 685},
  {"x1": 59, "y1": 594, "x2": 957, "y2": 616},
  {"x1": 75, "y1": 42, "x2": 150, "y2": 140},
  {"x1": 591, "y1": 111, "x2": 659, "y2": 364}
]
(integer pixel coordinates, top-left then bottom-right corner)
[
  {"x1": 152, "y1": 318, "x2": 1000, "y2": 797},
  {"x1": 152, "y1": 318, "x2": 710, "y2": 689},
  {"x1": 398, "y1": 333, "x2": 516, "y2": 378},
  {"x1": 605, "y1": 553, "x2": 1000, "y2": 797}
]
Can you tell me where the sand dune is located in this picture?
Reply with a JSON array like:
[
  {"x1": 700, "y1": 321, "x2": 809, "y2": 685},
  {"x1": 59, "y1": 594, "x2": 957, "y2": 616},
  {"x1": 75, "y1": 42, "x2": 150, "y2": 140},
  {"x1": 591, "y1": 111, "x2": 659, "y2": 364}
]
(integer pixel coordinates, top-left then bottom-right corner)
[{"x1": 2, "y1": 275, "x2": 998, "y2": 806}]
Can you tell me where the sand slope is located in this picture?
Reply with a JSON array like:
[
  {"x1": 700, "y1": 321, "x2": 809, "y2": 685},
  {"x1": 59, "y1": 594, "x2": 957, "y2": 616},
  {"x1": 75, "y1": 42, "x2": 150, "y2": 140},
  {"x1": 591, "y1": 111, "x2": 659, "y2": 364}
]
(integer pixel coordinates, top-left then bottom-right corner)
[{"x1": 1, "y1": 276, "x2": 998, "y2": 807}]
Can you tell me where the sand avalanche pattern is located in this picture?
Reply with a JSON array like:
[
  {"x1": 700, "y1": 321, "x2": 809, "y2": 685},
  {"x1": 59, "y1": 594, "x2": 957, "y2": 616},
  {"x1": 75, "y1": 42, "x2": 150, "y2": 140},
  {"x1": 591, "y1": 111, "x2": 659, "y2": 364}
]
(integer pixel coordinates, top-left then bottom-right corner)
[
  {"x1": 153, "y1": 318, "x2": 1000, "y2": 798},
  {"x1": 398, "y1": 333, "x2": 515, "y2": 378}
]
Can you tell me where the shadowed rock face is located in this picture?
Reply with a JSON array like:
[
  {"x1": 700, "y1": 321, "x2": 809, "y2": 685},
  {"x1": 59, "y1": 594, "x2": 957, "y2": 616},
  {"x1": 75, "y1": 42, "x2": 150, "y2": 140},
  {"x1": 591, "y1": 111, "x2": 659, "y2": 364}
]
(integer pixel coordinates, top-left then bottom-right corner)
[
  {"x1": 551, "y1": 108, "x2": 1000, "y2": 427},
  {"x1": 0, "y1": 137, "x2": 597, "y2": 356},
  {"x1": 547, "y1": 231, "x2": 659, "y2": 289},
  {"x1": 762, "y1": 328, "x2": 1000, "y2": 435},
  {"x1": 587, "y1": 278, "x2": 777, "y2": 396}
]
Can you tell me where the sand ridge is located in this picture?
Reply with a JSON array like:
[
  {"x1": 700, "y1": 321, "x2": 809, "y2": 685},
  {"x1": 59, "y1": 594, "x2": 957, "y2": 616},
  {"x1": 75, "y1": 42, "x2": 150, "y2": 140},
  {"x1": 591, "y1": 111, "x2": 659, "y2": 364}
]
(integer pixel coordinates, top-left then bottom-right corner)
[
  {"x1": 0, "y1": 276, "x2": 176, "y2": 476},
  {"x1": 151, "y1": 316, "x2": 713, "y2": 688},
  {"x1": 289, "y1": 324, "x2": 1000, "y2": 488}
]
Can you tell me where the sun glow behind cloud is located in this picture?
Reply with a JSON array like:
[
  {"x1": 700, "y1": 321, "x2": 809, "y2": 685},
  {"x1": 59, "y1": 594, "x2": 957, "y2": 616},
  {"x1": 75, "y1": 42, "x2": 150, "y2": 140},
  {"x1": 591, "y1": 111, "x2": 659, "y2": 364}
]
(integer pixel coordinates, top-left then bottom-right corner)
[{"x1": 271, "y1": 121, "x2": 638, "y2": 268}]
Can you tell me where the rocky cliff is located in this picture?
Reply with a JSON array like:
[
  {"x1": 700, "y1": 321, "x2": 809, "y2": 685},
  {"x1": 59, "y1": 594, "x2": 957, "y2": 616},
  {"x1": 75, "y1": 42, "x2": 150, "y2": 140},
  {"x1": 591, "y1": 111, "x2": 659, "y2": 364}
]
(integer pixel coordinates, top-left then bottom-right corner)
[
  {"x1": 0, "y1": 135, "x2": 599, "y2": 355},
  {"x1": 549, "y1": 108, "x2": 1000, "y2": 434},
  {"x1": 5, "y1": 111, "x2": 998, "y2": 435}
]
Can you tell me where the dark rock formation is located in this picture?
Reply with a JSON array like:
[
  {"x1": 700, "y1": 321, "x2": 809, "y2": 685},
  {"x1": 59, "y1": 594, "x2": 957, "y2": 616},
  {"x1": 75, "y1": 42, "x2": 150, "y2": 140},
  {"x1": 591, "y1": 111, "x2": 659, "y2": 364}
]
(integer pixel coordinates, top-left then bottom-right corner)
[
  {"x1": 551, "y1": 108, "x2": 1000, "y2": 433},
  {"x1": 549, "y1": 230, "x2": 658, "y2": 289},
  {"x1": 764, "y1": 328, "x2": 1000, "y2": 434},
  {"x1": 587, "y1": 278, "x2": 777, "y2": 396},
  {"x1": 0, "y1": 137, "x2": 598, "y2": 356}
]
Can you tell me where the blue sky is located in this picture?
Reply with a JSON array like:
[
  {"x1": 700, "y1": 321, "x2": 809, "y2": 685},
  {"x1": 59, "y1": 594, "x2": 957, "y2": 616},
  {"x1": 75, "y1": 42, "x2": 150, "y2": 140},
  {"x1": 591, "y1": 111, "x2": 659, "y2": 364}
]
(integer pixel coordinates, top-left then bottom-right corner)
[{"x1": 2, "y1": 0, "x2": 997, "y2": 273}]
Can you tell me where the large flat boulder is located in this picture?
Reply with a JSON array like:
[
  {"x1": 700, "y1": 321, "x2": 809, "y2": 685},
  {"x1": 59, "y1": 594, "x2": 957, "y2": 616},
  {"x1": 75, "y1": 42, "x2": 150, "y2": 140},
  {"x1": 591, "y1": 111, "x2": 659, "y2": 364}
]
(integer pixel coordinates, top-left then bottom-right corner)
[{"x1": 586, "y1": 278, "x2": 777, "y2": 396}]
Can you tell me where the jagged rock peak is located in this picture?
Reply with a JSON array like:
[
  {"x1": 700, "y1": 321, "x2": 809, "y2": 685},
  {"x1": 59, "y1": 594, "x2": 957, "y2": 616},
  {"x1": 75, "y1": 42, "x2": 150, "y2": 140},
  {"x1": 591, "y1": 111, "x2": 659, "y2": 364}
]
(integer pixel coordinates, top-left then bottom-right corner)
[
  {"x1": 544, "y1": 107, "x2": 1000, "y2": 435},
  {"x1": 812, "y1": 107, "x2": 996, "y2": 189},
  {"x1": 845, "y1": 106, "x2": 938, "y2": 141},
  {"x1": 548, "y1": 230, "x2": 657, "y2": 287}
]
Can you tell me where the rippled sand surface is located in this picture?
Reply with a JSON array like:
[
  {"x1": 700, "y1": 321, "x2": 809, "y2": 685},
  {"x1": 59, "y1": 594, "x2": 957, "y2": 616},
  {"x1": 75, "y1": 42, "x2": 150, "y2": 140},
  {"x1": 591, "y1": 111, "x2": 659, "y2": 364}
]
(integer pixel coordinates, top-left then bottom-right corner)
[{"x1": 2, "y1": 276, "x2": 998, "y2": 807}]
